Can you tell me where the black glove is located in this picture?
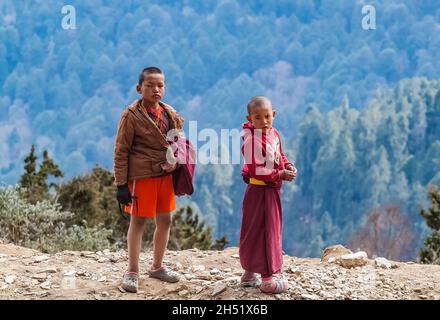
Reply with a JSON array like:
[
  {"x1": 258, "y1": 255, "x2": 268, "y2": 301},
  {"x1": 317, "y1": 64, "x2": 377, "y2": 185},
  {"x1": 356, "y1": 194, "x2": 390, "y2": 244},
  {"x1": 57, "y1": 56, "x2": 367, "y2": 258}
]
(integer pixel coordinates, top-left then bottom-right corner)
[{"x1": 116, "y1": 184, "x2": 132, "y2": 205}]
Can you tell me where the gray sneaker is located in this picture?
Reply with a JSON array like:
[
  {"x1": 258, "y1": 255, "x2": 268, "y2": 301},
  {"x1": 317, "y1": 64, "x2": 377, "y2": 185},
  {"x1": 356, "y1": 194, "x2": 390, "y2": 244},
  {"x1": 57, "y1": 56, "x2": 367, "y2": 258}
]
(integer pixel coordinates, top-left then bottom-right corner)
[
  {"x1": 121, "y1": 272, "x2": 139, "y2": 293},
  {"x1": 148, "y1": 267, "x2": 180, "y2": 283}
]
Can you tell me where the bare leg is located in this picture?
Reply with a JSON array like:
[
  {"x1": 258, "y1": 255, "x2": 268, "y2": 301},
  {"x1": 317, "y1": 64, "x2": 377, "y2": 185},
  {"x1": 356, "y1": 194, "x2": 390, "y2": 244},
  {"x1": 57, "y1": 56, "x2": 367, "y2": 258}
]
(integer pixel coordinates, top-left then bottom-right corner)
[
  {"x1": 150, "y1": 212, "x2": 172, "y2": 270},
  {"x1": 127, "y1": 215, "x2": 148, "y2": 273}
]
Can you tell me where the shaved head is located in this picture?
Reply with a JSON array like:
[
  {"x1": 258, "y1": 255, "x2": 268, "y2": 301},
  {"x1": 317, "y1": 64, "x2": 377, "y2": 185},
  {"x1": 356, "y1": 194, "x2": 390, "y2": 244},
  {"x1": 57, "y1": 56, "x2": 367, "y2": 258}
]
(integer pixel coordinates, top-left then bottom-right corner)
[
  {"x1": 138, "y1": 66, "x2": 163, "y2": 85},
  {"x1": 247, "y1": 96, "x2": 272, "y2": 115}
]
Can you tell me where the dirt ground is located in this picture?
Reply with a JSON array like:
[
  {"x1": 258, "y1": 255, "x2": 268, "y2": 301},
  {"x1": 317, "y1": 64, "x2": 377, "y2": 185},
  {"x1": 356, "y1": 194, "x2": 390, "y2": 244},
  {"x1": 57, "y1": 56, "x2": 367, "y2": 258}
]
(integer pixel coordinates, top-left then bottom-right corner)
[{"x1": 1, "y1": 243, "x2": 439, "y2": 300}]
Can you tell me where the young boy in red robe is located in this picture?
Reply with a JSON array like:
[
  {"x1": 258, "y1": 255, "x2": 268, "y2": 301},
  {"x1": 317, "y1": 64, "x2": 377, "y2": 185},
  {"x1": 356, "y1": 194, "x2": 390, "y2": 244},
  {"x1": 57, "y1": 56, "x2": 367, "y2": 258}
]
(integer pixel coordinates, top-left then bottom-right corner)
[{"x1": 240, "y1": 96, "x2": 298, "y2": 294}]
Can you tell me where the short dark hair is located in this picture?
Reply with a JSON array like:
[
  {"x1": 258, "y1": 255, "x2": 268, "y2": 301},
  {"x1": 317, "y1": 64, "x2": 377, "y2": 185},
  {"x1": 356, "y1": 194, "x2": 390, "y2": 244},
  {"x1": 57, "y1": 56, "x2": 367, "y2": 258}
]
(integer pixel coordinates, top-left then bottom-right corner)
[
  {"x1": 138, "y1": 67, "x2": 163, "y2": 85},
  {"x1": 247, "y1": 96, "x2": 271, "y2": 115}
]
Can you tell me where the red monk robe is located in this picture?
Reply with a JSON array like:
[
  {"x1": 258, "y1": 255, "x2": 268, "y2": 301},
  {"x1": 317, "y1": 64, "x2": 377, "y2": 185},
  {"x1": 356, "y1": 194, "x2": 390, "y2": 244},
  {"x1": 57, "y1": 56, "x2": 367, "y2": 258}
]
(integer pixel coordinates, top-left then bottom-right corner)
[{"x1": 240, "y1": 121, "x2": 293, "y2": 276}]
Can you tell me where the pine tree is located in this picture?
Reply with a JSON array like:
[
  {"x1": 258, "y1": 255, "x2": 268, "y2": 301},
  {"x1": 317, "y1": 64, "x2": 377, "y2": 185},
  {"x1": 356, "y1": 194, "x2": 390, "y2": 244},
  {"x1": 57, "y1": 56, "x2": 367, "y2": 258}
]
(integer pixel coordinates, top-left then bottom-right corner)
[
  {"x1": 57, "y1": 165, "x2": 227, "y2": 250},
  {"x1": 420, "y1": 186, "x2": 440, "y2": 264},
  {"x1": 19, "y1": 144, "x2": 38, "y2": 194},
  {"x1": 169, "y1": 206, "x2": 228, "y2": 250},
  {"x1": 57, "y1": 164, "x2": 128, "y2": 245},
  {"x1": 211, "y1": 235, "x2": 229, "y2": 251},
  {"x1": 19, "y1": 145, "x2": 64, "y2": 204},
  {"x1": 39, "y1": 150, "x2": 64, "y2": 194}
]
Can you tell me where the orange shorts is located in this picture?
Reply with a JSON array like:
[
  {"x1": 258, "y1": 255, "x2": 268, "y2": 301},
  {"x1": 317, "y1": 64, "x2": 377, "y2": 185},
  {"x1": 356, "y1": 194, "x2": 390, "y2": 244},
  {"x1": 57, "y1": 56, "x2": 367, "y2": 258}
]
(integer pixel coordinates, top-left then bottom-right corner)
[{"x1": 124, "y1": 175, "x2": 176, "y2": 218}]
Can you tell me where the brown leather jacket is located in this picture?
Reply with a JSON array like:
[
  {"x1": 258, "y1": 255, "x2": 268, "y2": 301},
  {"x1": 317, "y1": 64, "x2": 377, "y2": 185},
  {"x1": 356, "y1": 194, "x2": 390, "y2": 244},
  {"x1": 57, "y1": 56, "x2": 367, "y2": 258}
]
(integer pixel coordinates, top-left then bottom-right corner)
[{"x1": 113, "y1": 99, "x2": 184, "y2": 186}]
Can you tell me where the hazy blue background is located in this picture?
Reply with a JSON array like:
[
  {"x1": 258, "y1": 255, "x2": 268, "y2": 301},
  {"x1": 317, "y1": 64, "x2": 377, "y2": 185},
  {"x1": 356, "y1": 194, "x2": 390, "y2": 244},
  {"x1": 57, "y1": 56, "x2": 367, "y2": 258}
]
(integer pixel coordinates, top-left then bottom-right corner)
[{"x1": 1, "y1": 0, "x2": 440, "y2": 258}]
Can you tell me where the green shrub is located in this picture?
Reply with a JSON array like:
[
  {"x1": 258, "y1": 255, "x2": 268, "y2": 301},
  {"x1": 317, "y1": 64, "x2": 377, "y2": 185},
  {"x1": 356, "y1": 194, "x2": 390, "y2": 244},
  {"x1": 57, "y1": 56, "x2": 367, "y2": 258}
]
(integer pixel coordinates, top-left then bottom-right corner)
[
  {"x1": 0, "y1": 186, "x2": 112, "y2": 253},
  {"x1": 420, "y1": 186, "x2": 440, "y2": 264}
]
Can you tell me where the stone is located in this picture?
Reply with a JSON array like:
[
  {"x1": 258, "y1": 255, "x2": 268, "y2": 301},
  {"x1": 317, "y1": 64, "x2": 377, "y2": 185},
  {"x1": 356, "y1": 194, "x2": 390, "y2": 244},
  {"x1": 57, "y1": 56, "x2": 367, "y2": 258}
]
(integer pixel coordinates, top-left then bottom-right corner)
[
  {"x1": 231, "y1": 254, "x2": 239, "y2": 259},
  {"x1": 192, "y1": 265, "x2": 206, "y2": 272},
  {"x1": 223, "y1": 276, "x2": 239, "y2": 284},
  {"x1": 302, "y1": 293, "x2": 319, "y2": 300},
  {"x1": 210, "y1": 268, "x2": 221, "y2": 275},
  {"x1": 118, "y1": 286, "x2": 126, "y2": 293},
  {"x1": 198, "y1": 272, "x2": 212, "y2": 280},
  {"x1": 195, "y1": 287, "x2": 204, "y2": 294},
  {"x1": 33, "y1": 255, "x2": 50, "y2": 263},
  {"x1": 167, "y1": 284, "x2": 188, "y2": 294},
  {"x1": 40, "y1": 267, "x2": 58, "y2": 274},
  {"x1": 375, "y1": 257, "x2": 392, "y2": 269},
  {"x1": 184, "y1": 273, "x2": 195, "y2": 280},
  {"x1": 40, "y1": 281, "x2": 52, "y2": 290},
  {"x1": 212, "y1": 283, "x2": 227, "y2": 297},
  {"x1": 175, "y1": 262, "x2": 183, "y2": 270},
  {"x1": 337, "y1": 251, "x2": 369, "y2": 268},
  {"x1": 288, "y1": 267, "x2": 302, "y2": 276},
  {"x1": 4, "y1": 275, "x2": 17, "y2": 284},
  {"x1": 178, "y1": 290, "x2": 189, "y2": 297},
  {"x1": 321, "y1": 245, "x2": 353, "y2": 262},
  {"x1": 31, "y1": 274, "x2": 47, "y2": 281}
]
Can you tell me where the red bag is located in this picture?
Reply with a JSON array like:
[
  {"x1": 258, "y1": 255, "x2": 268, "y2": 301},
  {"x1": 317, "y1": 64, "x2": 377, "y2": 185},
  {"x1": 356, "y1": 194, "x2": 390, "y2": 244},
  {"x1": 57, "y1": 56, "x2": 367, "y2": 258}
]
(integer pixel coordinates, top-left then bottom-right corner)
[{"x1": 171, "y1": 138, "x2": 196, "y2": 196}]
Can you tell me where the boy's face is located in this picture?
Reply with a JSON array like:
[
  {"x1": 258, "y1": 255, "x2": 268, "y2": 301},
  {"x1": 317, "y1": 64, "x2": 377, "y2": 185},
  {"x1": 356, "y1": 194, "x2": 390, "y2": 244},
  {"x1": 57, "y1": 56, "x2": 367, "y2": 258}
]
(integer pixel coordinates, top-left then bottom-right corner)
[
  {"x1": 136, "y1": 73, "x2": 165, "y2": 105},
  {"x1": 246, "y1": 103, "x2": 276, "y2": 134}
]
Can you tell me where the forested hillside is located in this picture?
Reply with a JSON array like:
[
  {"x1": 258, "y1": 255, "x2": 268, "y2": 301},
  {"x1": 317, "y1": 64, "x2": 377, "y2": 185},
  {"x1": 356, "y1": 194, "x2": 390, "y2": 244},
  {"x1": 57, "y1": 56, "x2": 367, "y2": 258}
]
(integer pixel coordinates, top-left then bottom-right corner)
[
  {"x1": 1, "y1": 0, "x2": 440, "y2": 259},
  {"x1": 2, "y1": 0, "x2": 440, "y2": 180},
  {"x1": 193, "y1": 78, "x2": 440, "y2": 259}
]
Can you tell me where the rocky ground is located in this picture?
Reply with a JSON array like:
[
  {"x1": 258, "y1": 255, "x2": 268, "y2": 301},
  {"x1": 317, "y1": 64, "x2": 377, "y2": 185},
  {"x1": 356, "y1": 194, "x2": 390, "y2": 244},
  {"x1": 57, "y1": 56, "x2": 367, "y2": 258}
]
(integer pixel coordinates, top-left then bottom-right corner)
[{"x1": 0, "y1": 243, "x2": 439, "y2": 300}]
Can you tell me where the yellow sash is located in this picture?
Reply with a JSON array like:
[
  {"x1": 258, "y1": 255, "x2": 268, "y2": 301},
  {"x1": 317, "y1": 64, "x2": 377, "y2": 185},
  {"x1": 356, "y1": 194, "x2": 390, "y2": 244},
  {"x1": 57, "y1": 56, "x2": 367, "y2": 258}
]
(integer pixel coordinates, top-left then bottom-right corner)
[{"x1": 249, "y1": 178, "x2": 267, "y2": 186}]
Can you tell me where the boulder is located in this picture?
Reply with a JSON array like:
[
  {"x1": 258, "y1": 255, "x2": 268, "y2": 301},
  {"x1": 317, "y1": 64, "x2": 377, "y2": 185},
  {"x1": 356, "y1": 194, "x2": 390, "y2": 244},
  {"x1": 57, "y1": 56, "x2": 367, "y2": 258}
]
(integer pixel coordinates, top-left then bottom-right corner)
[
  {"x1": 321, "y1": 245, "x2": 353, "y2": 262},
  {"x1": 337, "y1": 251, "x2": 369, "y2": 268},
  {"x1": 375, "y1": 257, "x2": 392, "y2": 269}
]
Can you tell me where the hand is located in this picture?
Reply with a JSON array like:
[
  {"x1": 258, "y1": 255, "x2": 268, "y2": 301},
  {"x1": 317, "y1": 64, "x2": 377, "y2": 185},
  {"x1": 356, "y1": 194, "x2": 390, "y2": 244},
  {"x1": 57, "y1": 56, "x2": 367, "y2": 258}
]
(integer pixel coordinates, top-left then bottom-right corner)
[
  {"x1": 116, "y1": 184, "x2": 132, "y2": 205},
  {"x1": 242, "y1": 176, "x2": 250, "y2": 184},
  {"x1": 285, "y1": 165, "x2": 298, "y2": 179},
  {"x1": 161, "y1": 162, "x2": 178, "y2": 173},
  {"x1": 279, "y1": 169, "x2": 295, "y2": 181}
]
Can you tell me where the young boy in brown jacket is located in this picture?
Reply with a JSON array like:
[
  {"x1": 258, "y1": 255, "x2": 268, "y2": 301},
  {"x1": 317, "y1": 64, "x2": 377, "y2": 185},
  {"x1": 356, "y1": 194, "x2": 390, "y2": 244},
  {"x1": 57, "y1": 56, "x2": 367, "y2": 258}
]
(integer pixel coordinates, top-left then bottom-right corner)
[{"x1": 114, "y1": 67, "x2": 184, "y2": 292}]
